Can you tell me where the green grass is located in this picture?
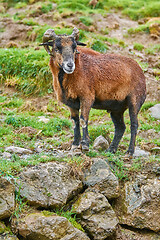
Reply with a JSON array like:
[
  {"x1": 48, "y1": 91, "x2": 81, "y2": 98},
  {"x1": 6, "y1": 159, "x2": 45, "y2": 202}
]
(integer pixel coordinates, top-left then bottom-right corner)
[
  {"x1": 43, "y1": 209, "x2": 84, "y2": 232},
  {"x1": 0, "y1": 48, "x2": 52, "y2": 95},
  {"x1": 133, "y1": 43, "x2": 144, "y2": 51}
]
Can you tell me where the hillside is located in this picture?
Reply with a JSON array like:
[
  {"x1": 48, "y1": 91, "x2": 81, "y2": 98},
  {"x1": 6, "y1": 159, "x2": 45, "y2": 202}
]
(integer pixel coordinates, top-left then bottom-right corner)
[{"x1": 0, "y1": 0, "x2": 160, "y2": 239}]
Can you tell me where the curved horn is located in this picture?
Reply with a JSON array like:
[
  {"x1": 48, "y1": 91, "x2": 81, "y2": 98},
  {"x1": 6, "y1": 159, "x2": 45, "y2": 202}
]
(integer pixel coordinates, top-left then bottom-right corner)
[
  {"x1": 43, "y1": 29, "x2": 57, "y2": 55},
  {"x1": 71, "y1": 27, "x2": 79, "y2": 40}
]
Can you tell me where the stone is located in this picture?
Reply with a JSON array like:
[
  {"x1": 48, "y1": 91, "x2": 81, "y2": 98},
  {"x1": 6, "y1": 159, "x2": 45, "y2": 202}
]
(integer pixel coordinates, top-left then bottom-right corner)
[
  {"x1": 5, "y1": 146, "x2": 33, "y2": 155},
  {"x1": 114, "y1": 176, "x2": 160, "y2": 232},
  {"x1": 133, "y1": 147, "x2": 150, "y2": 157},
  {"x1": 116, "y1": 225, "x2": 160, "y2": 240},
  {"x1": 0, "y1": 221, "x2": 19, "y2": 239},
  {"x1": 93, "y1": 135, "x2": 109, "y2": 151},
  {"x1": 72, "y1": 190, "x2": 119, "y2": 239},
  {"x1": 83, "y1": 158, "x2": 119, "y2": 199},
  {"x1": 149, "y1": 104, "x2": 160, "y2": 119},
  {"x1": 16, "y1": 162, "x2": 83, "y2": 208},
  {"x1": 38, "y1": 116, "x2": 50, "y2": 123},
  {"x1": 1, "y1": 152, "x2": 12, "y2": 159},
  {"x1": 151, "y1": 146, "x2": 160, "y2": 154},
  {"x1": 0, "y1": 178, "x2": 15, "y2": 220},
  {"x1": 12, "y1": 212, "x2": 90, "y2": 240}
]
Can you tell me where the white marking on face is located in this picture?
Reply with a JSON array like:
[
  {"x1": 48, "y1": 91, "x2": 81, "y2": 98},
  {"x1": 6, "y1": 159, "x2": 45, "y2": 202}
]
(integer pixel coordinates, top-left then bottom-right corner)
[{"x1": 63, "y1": 61, "x2": 75, "y2": 74}]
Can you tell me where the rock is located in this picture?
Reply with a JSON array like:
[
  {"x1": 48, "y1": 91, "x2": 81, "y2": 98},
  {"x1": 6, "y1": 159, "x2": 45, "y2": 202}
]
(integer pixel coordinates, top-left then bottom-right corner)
[
  {"x1": 151, "y1": 146, "x2": 160, "y2": 154},
  {"x1": 114, "y1": 176, "x2": 160, "y2": 232},
  {"x1": 149, "y1": 104, "x2": 160, "y2": 119},
  {"x1": 16, "y1": 162, "x2": 83, "y2": 208},
  {"x1": 1, "y1": 152, "x2": 12, "y2": 159},
  {"x1": 12, "y1": 212, "x2": 90, "y2": 240},
  {"x1": 116, "y1": 225, "x2": 160, "y2": 240},
  {"x1": 105, "y1": 13, "x2": 120, "y2": 29},
  {"x1": 133, "y1": 147, "x2": 150, "y2": 157},
  {"x1": 73, "y1": 190, "x2": 119, "y2": 239},
  {"x1": 83, "y1": 158, "x2": 119, "y2": 199},
  {"x1": 6, "y1": 41, "x2": 19, "y2": 48},
  {"x1": 0, "y1": 233, "x2": 19, "y2": 240},
  {"x1": 38, "y1": 116, "x2": 50, "y2": 123},
  {"x1": 5, "y1": 146, "x2": 33, "y2": 155},
  {"x1": 0, "y1": 178, "x2": 15, "y2": 220},
  {"x1": 149, "y1": 22, "x2": 160, "y2": 38},
  {"x1": 93, "y1": 135, "x2": 109, "y2": 150},
  {"x1": 0, "y1": 221, "x2": 19, "y2": 239}
]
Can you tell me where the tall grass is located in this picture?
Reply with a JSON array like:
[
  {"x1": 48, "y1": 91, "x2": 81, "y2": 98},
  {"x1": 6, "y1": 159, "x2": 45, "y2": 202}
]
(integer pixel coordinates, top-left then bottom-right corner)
[{"x1": 0, "y1": 48, "x2": 52, "y2": 95}]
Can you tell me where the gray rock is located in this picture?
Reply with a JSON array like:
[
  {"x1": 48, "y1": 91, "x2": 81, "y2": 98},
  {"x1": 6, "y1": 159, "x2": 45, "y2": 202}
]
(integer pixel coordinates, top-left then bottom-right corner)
[
  {"x1": 133, "y1": 147, "x2": 150, "y2": 157},
  {"x1": 1, "y1": 152, "x2": 12, "y2": 159},
  {"x1": 151, "y1": 146, "x2": 160, "y2": 154},
  {"x1": 93, "y1": 135, "x2": 109, "y2": 151},
  {"x1": 0, "y1": 178, "x2": 15, "y2": 220},
  {"x1": 73, "y1": 190, "x2": 119, "y2": 240},
  {"x1": 116, "y1": 225, "x2": 160, "y2": 240},
  {"x1": 5, "y1": 146, "x2": 33, "y2": 155},
  {"x1": 12, "y1": 212, "x2": 90, "y2": 240},
  {"x1": 0, "y1": 221, "x2": 19, "y2": 240},
  {"x1": 149, "y1": 104, "x2": 160, "y2": 119},
  {"x1": 38, "y1": 116, "x2": 50, "y2": 123},
  {"x1": 83, "y1": 158, "x2": 119, "y2": 199},
  {"x1": 0, "y1": 233, "x2": 19, "y2": 240},
  {"x1": 114, "y1": 176, "x2": 160, "y2": 232},
  {"x1": 17, "y1": 162, "x2": 83, "y2": 208}
]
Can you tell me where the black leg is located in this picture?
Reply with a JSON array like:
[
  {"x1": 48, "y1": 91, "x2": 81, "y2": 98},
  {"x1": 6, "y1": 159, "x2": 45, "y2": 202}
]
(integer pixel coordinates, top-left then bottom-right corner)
[
  {"x1": 108, "y1": 112, "x2": 126, "y2": 153},
  {"x1": 126, "y1": 106, "x2": 138, "y2": 156},
  {"x1": 80, "y1": 116, "x2": 90, "y2": 151},
  {"x1": 70, "y1": 108, "x2": 81, "y2": 149}
]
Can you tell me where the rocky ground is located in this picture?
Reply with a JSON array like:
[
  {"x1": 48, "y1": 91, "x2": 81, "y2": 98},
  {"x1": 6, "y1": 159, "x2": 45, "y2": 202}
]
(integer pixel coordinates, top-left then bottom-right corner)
[{"x1": 0, "y1": 1, "x2": 160, "y2": 239}]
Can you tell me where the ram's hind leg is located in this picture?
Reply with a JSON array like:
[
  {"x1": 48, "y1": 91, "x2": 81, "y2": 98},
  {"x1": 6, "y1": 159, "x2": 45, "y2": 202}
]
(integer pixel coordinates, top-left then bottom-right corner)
[
  {"x1": 70, "y1": 108, "x2": 81, "y2": 150},
  {"x1": 108, "y1": 111, "x2": 126, "y2": 153}
]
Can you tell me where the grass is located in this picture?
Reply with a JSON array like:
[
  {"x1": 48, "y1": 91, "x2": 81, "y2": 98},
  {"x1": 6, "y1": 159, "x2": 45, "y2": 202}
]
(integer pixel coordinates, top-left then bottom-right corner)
[
  {"x1": 43, "y1": 209, "x2": 84, "y2": 232},
  {"x1": 0, "y1": 48, "x2": 52, "y2": 95}
]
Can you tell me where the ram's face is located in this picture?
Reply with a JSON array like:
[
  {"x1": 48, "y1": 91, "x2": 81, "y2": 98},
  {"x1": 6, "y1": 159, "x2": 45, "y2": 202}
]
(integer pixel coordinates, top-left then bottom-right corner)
[
  {"x1": 54, "y1": 36, "x2": 77, "y2": 74},
  {"x1": 41, "y1": 28, "x2": 83, "y2": 75}
]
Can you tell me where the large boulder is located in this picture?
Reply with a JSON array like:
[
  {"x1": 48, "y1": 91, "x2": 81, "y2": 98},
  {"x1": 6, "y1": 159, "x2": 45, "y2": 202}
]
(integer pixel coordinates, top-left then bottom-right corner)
[
  {"x1": 0, "y1": 177, "x2": 15, "y2": 220},
  {"x1": 114, "y1": 175, "x2": 160, "y2": 232},
  {"x1": 12, "y1": 212, "x2": 90, "y2": 240},
  {"x1": 83, "y1": 158, "x2": 119, "y2": 199},
  {"x1": 16, "y1": 162, "x2": 83, "y2": 208},
  {"x1": 72, "y1": 190, "x2": 119, "y2": 240}
]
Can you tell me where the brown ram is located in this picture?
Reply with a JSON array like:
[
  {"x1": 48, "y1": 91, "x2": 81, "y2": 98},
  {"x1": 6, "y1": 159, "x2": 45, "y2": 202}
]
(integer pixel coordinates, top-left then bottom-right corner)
[{"x1": 41, "y1": 27, "x2": 146, "y2": 156}]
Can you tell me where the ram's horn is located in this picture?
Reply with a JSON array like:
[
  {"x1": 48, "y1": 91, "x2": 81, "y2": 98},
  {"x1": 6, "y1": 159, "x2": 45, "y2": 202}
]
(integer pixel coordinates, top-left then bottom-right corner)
[
  {"x1": 71, "y1": 27, "x2": 79, "y2": 40},
  {"x1": 42, "y1": 29, "x2": 57, "y2": 55}
]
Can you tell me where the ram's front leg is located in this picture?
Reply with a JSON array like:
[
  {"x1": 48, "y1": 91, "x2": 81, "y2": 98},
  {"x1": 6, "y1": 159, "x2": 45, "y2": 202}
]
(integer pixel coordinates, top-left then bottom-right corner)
[
  {"x1": 69, "y1": 108, "x2": 81, "y2": 150},
  {"x1": 80, "y1": 98, "x2": 93, "y2": 151}
]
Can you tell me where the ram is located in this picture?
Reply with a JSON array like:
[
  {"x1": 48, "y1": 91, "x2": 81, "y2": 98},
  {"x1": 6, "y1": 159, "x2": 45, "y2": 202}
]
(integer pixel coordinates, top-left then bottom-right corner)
[{"x1": 41, "y1": 27, "x2": 146, "y2": 156}]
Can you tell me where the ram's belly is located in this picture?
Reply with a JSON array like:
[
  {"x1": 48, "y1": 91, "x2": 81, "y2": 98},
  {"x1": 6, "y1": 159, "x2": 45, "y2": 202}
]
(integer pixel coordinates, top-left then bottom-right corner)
[
  {"x1": 92, "y1": 98, "x2": 128, "y2": 112},
  {"x1": 63, "y1": 97, "x2": 80, "y2": 110}
]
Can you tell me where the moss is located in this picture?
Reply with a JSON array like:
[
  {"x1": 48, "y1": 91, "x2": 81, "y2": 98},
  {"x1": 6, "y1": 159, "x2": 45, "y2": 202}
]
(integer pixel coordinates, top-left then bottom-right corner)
[{"x1": 133, "y1": 43, "x2": 144, "y2": 51}]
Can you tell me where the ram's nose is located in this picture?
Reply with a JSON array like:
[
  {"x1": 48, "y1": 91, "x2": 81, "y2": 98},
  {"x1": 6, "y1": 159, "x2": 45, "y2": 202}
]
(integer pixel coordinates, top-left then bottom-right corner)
[
  {"x1": 67, "y1": 62, "x2": 74, "y2": 68},
  {"x1": 63, "y1": 61, "x2": 75, "y2": 74}
]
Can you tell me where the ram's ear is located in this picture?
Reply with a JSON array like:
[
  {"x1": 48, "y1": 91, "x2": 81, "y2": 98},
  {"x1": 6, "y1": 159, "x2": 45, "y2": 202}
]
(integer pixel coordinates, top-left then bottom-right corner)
[{"x1": 76, "y1": 41, "x2": 87, "y2": 46}]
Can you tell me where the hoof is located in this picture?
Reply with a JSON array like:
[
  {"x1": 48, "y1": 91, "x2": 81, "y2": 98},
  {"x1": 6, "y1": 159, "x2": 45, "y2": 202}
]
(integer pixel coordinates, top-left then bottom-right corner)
[
  {"x1": 123, "y1": 151, "x2": 133, "y2": 160},
  {"x1": 71, "y1": 144, "x2": 81, "y2": 152},
  {"x1": 81, "y1": 144, "x2": 89, "y2": 152}
]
